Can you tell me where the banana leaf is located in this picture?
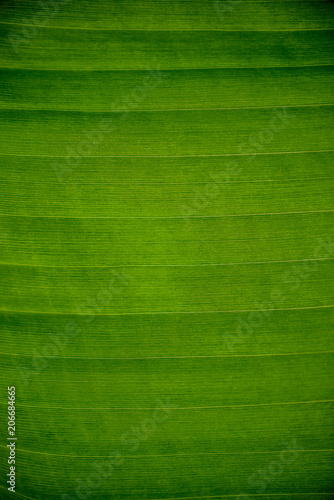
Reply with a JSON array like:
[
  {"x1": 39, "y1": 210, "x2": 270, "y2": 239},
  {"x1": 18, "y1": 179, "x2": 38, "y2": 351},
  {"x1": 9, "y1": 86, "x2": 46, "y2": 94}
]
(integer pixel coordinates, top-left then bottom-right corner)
[{"x1": 0, "y1": 1, "x2": 333, "y2": 499}]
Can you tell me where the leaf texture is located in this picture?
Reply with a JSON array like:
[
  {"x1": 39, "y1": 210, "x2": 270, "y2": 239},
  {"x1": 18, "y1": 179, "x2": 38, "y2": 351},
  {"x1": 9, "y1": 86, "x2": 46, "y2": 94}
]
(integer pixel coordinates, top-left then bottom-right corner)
[{"x1": 0, "y1": 1, "x2": 333, "y2": 499}]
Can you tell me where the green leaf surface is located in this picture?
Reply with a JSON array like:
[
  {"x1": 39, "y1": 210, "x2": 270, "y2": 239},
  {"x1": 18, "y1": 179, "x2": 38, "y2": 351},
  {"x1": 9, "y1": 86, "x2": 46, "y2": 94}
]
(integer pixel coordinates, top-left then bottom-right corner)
[{"x1": 0, "y1": 1, "x2": 333, "y2": 499}]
